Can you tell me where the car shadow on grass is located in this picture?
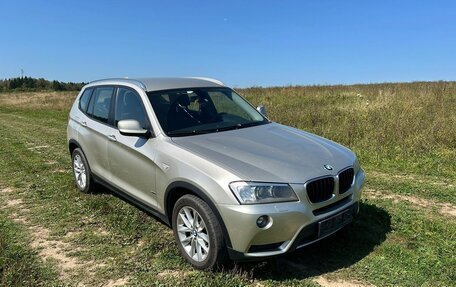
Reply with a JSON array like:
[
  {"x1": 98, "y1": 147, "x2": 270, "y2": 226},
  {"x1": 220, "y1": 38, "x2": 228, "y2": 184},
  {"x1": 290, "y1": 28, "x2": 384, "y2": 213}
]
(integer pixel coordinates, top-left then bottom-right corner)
[{"x1": 236, "y1": 202, "x2": 391, "y2": 280}]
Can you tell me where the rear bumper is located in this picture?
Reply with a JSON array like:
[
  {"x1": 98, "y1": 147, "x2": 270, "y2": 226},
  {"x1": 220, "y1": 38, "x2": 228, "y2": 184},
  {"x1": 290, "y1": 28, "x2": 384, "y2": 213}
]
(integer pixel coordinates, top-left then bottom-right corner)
[{"x1": 218, "y1": 168, "x2": 365, "y2": 261}]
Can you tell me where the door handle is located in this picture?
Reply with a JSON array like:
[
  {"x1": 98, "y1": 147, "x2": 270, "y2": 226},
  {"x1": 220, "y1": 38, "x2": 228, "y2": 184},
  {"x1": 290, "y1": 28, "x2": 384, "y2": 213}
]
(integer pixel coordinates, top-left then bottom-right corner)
[
  {"x1": 107, "y1": 134, "x2": 117, "y2": 142},
  {"x1": 80, "y1": 121, "x2": 87, "y2": 127}
]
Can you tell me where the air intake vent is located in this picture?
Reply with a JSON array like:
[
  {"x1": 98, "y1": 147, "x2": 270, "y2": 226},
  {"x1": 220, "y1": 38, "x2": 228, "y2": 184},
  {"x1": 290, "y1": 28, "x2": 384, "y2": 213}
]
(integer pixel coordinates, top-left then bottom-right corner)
[
  {"x1": 248, "y1": 242, "x2": 284, "y2": 253},
  {"x1": 306, "y1": 177, "x2": 334, "y2": 203},
  {"x1": 339, "y1": 168, "x2": 354, "y2": 194}
]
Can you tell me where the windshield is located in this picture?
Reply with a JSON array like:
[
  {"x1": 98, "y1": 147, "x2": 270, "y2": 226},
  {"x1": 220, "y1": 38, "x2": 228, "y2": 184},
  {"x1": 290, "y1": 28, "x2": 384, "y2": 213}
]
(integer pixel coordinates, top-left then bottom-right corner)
[{"x1": 147, "y1": 87, "x2": 269, "y2": 136}]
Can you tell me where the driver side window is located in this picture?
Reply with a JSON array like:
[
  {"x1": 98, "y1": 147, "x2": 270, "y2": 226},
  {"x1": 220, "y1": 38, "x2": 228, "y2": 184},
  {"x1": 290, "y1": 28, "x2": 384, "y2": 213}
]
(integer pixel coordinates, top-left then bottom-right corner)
[{"x1": 115, "y1": 88, "x2": 149, "y2": 129}]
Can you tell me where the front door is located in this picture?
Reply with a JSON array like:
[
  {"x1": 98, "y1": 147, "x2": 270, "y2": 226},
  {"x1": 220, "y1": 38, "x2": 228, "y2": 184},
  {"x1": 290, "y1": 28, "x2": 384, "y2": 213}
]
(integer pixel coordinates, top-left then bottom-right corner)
[{"x1": 107, "y1": 87, "x2": 158, "y2": 207}]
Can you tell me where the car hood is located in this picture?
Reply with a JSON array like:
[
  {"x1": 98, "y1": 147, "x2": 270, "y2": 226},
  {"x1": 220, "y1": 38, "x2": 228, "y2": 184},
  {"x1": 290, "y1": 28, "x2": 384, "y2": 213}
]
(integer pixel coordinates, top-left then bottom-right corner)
[{"x1": 171, "y1": 123, "x2": 355, "y2": 183}]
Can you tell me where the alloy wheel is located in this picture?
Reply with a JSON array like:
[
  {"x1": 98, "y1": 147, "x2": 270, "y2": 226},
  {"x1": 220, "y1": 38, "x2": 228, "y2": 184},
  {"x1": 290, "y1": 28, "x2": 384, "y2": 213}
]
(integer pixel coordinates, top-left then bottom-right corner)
[
  {"x1": 176, "y1": 206, "x2": 210, "y2": 262},
  {"x1": 73, "y1": 154, "x2": 87, "y2": 190}
]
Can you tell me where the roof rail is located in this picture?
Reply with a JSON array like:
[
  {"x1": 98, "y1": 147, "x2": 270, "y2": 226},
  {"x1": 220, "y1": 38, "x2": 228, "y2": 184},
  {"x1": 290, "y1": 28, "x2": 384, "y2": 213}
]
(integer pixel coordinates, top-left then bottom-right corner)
[{"x1": 89, "y1": 78, "x2": 147, "y2": 90}]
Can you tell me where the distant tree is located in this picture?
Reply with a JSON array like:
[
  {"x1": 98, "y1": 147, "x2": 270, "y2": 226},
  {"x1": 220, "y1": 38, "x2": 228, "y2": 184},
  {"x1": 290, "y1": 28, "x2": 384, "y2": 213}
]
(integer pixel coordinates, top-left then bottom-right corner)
[
  {"x1": 9, "y1": 78, "x2": 21, "y2": 89},
  {"x1": 0, "y1": 77, "x2": 86, "y2": 92},
  {"x1": 36, "y1": 78, "x2": 48, "y2": 89},
  {"x1": 52, "y1": 80, "x2": 64, "y2": 91}
]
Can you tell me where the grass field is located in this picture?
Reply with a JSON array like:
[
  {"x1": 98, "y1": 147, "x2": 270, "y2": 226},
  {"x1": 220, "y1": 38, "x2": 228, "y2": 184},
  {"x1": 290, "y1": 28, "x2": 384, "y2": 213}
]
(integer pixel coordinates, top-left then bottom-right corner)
[{"x1": 0, "y1": 82, "x2": 455, "y2": 287}]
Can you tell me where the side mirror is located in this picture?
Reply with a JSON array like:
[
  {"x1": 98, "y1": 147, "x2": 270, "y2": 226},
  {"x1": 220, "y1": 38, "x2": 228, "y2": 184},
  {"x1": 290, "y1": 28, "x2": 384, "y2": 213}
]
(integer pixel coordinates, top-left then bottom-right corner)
[
  {"x1": 118, "y1": 120, "x2": 149, "y2": 137},
  {"x1": 256, "y1": 105, "x2": 267, "y2": 117}
]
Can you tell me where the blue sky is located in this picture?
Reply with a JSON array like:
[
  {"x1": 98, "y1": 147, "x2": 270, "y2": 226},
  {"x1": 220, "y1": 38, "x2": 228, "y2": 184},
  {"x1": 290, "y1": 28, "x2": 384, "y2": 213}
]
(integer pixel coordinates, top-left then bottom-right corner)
[{"x1": 1, "y1": 1, "x2": 455, "y2": 87}]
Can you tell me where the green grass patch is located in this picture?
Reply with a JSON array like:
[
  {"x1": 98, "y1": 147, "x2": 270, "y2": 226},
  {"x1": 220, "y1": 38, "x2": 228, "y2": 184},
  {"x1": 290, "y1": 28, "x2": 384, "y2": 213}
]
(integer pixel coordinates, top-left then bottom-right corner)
[{"x1": 0, "y1": 215, "x2": 59, "y2": 286}]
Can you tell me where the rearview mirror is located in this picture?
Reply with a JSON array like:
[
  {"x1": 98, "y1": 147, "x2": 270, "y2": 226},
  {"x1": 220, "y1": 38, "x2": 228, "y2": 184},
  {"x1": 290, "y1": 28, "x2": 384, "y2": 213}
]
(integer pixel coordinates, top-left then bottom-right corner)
[
  {"x1": 118, "y1": 120, "x2": 149, "y2": 137},
  {"x1": 256, "y1": 105, "x2": 267, "y2": 117}
]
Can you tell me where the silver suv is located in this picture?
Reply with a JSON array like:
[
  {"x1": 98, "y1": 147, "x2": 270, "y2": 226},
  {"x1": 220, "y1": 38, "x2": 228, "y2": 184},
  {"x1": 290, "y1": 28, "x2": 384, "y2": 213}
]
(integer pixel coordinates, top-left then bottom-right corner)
[{"x1": 67, "y1": 77, "x2": 365, "y2": 269}]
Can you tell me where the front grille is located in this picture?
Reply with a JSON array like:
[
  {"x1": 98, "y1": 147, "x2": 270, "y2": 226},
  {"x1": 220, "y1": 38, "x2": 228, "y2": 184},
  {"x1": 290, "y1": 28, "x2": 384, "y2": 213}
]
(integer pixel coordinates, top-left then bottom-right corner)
[
  {"x1": 306, "y1": 177, "x2": 334, "y2": 203},
  {"x1": 339, "y1": 168, "x2": 354, "y2": 194}
]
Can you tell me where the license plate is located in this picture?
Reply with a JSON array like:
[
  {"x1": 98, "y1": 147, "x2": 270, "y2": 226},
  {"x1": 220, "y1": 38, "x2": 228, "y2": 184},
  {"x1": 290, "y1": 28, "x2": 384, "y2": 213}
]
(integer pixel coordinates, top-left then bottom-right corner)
[{"x1": 318, "y1": 208, "x2": 353, "y2": 238}]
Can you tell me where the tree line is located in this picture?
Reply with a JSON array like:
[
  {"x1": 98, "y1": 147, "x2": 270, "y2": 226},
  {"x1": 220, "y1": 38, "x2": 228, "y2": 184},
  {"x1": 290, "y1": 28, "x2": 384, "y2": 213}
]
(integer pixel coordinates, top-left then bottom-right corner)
[{"x1": 0, "y1": 77, "x2": 86, "y2": 92}]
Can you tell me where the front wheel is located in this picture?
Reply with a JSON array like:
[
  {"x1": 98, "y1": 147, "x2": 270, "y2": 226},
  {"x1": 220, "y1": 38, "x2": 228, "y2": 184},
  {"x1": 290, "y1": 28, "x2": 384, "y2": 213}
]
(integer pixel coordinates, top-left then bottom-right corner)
[{"x1": 172, "y1": 194, "x2": 227, "y2": 270}]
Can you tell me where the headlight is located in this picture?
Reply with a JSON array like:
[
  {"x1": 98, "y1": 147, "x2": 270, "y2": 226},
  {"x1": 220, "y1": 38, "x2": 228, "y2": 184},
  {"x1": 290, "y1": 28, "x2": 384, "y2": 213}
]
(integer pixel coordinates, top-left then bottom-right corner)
[{"x1": 229, "y1": 182, "x2": 299, "y2": 204}]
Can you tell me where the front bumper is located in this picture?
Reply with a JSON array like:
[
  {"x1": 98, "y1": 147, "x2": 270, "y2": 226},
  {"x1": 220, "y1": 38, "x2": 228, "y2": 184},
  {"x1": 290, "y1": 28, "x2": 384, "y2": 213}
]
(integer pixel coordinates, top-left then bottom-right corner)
[{"x1": 217, "y1": 167, "x2": 365, "y2": 260}]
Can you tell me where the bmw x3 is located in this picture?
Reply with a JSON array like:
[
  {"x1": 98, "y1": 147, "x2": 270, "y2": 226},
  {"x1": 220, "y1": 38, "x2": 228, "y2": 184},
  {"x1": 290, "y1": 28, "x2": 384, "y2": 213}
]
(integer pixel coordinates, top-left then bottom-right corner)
[{"x1": 67, "y1": 77, "x2": 365, "y2": 269}]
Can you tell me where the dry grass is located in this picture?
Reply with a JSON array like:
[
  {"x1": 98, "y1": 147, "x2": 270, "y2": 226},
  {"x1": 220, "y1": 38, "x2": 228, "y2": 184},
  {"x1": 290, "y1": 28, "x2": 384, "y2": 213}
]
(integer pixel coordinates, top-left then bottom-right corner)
[
  {"x1": 0, "y1": 91, "x2": 77, "y2": 110},
  {"x1": 314, "y1": 276, "x2": 375, "y2": 287},
  {"x1": 364, "y1": 188, "x2": 456, "y2": 217},
  {"x1": 239, "y1": 81, "x2": 456, "y2": 178}
]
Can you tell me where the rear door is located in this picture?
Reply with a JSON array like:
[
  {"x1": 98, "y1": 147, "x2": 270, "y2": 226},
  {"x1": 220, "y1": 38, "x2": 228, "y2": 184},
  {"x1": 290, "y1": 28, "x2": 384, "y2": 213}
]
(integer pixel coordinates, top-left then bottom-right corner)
[
  {"x1": 78, "y1": 86, "x2": 116, "y2": 181},
  {"x1": 107, "y1": 86, "x2": 158, "y2": 207},
  {"x1": 67, "y1": 87, "x2": 93, "y2": 146}
]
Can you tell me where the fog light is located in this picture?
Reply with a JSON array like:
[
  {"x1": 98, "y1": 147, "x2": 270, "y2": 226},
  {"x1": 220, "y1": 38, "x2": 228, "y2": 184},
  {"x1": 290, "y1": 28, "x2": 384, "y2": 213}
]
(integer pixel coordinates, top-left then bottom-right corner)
[{"x1": 256, "y1": 215, "x2": 270, "y2": 228}]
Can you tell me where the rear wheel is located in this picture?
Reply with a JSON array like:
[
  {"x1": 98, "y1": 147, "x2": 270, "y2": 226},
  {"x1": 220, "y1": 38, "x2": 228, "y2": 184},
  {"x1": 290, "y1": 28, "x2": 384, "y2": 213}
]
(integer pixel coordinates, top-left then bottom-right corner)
[
  {"x1": 71, "y1": 148, "x2": 95, "y2": 193},
  {"x1": 172, "y1": 194, "x2": 227, "y2": 270}
]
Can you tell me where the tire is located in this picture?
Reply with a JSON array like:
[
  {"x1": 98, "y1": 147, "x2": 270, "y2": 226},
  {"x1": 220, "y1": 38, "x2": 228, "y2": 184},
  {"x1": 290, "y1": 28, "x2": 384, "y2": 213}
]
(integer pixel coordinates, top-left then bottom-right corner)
[
  {"x1": 172, "y1": 194, "x2": 227, "y2": 270},
  {"x1": 71, "y1": 148, "x2": 95, "y2": 193}
]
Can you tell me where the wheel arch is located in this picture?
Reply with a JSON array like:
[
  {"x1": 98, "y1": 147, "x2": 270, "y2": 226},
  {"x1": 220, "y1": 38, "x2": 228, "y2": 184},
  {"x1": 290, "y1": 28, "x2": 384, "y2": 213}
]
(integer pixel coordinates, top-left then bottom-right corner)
[
  {"x1": 68, "y1": 140, "x2": 93, "y2": 177},
  {"x1": 165, "y1": 181, "x2": 233, "y2": 248},
  {"x1": 68, "y1": 139, "x2": 81, "y2": 156}
]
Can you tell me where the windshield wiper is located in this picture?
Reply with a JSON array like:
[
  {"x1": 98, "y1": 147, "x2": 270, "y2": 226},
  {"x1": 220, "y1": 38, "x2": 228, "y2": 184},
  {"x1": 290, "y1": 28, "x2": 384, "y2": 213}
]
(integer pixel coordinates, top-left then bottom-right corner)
[
  {"x1": 219, "y1": 121, "x2": 268, "y2": 131},
  {"x1": 167, "y1": 130, "x2": 210, "y2": 137},
  {"x1": 199, "y1": 121, "x2": 269, "y2": 133},
  {"x1": 168, "y1": 121, "x2": 269, "y2": 137},
  {"x1": 236, "y1": 121, "x2": 268, "y2": 128}
]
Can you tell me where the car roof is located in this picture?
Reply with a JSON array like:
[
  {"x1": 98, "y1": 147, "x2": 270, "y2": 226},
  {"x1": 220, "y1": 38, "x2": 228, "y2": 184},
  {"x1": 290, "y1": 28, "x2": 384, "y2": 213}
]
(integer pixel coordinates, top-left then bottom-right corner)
[{"x1": 88, "y1": 77, "x2": 225, "y2": 92}]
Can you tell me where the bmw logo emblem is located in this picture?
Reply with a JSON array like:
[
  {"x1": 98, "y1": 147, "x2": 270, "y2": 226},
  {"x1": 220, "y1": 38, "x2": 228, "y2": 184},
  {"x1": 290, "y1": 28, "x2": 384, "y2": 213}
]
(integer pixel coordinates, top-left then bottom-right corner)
[{"x1": 324, "y1": 164, "x2": 333, "y2": 171}]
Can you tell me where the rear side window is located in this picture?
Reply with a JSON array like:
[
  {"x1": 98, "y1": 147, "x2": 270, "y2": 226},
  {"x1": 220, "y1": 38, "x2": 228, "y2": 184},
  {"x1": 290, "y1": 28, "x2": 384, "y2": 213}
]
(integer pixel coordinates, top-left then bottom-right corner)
[
  {"x1": 79, "y1": 88, "x2": 93, "y2": 112},
  {"x1": 88, "y1": 87, "x2": 114, "y2": 124}
]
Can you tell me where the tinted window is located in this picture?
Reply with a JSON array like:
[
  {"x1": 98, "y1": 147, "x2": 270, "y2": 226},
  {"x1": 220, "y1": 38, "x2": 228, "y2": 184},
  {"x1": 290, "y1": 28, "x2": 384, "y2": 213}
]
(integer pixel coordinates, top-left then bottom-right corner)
[
  {"x1": 115, "y1": 88, "x2": 148, "y2": 129},
  {"x1": 79, "y1": 88, "x2": 93, "y2": 112},
  {"x1": 90, "y1": 87, "x2": 114, "y2": 124}
]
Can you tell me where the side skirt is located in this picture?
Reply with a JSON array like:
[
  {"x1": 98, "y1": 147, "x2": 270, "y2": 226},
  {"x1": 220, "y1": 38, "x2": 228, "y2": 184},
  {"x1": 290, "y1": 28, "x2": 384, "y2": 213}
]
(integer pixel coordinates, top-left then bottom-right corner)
[{"x1": 92, "y1": 174, "x2": 170, "y2": 226}]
